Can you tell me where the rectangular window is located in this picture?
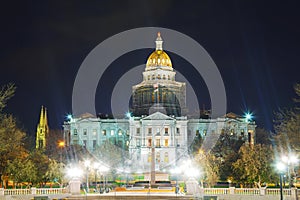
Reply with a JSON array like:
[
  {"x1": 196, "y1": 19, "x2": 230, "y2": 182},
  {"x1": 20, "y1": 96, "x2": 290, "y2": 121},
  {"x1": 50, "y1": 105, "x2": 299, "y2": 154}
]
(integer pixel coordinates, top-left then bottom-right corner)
[
  {"x1": 136, "y1": 139, "x2": 141, "y2": 147},
  {"x1": 164, "y1": 139, "x2": 168, "y2": 147},
  {"x1": 156, "y1": 139, "x2": 160, "y2": 147},
  {"x1": 156, "y1": 128, "x2": 160, "y2": 135},
  {"x1": 92, "y1": 129, "x2": 97, "y2": 136},
  {"x1": 102, "y1": 130, "x2": 106, "y2": 136},
  {"x1": 196, "y1": 130, "x2": 200, "y2": 136},
  {"x1": 93, "y1": 140, "x2": 96, "y2": 149},
  {"x1": 148, "y1": 128, "x2": 152, "y2": 135},
  {"x1": 176, "y1": 139, "x2": 180, "y2": 147},
  {"x1": 74, "y1": 129, "x2": 78, "y2": 135},
  {"x1": 83, "y1": 140, "x2": 87, "y2": 147},
  {"x1": 148, "y1": 152, "x2": 151, "y2": 163},
  {"x1": 136, "y1": 128, "x2": 140, "y2": 135},
  {"x1": 164, "y1": 128, "x2": 169, "y2": 135},
  {"x1": 111, "y1": 130, "x2": 114, "y2": 136},
  {"x1": 148, "y1": 139, "x2": 152, "y2": 147},
  {"x1": 241, "y1": 129, "x2": 244, "y2": 136},
  {"x1": 156, "y1": 152, "x2": 160, "y2": 163},
  {"x1": 83, "y1": 129, "x2": 87, "y2": 136},
  {"x1": 230, "y1": 129, "x2": 234, "y2": 136},
  {"x1": 176, "y1": 127, "x2": 180, "y2": 134},
  {"x1": 164, "y1": 152, "x2": 169, "y2": 163},
  {"x1": 203, "y1": 129, "x2": 207, "y2": 136}
]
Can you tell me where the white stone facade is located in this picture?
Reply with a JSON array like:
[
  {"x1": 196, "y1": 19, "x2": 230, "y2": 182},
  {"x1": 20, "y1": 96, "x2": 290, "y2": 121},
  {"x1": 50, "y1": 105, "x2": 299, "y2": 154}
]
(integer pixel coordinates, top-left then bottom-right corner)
[{"x1": 63, "y1": 33, "x2": 256, "y2": 172}]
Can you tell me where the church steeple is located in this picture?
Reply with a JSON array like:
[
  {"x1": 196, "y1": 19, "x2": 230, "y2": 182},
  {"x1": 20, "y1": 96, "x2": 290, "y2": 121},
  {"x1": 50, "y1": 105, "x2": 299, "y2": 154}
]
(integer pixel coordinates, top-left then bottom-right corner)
[{"x1": 36, "y1": 106, "x2": 49, "y2": 149}]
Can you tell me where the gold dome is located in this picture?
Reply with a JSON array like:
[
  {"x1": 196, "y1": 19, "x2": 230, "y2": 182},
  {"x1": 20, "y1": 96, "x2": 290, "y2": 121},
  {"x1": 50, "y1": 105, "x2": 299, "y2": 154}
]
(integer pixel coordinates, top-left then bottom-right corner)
[
  {"x1": 146, "y1": 32, "x2": 173, "y2": 69},
  {"x1": 146, "y1": 50, "x2": 172, "y2": 68}
]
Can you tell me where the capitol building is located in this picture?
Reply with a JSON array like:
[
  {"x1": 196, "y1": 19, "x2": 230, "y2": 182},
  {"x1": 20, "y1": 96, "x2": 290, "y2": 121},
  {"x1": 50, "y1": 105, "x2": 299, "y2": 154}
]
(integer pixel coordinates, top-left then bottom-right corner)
[{"x1": 63, "y1": 33, "x2": 256, "y2": 175}]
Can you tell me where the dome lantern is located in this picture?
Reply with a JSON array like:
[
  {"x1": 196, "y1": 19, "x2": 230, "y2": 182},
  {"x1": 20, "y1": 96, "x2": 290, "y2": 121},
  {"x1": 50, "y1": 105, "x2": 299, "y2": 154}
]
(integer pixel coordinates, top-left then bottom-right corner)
[{"x1": 155, "y1": 32, "x2": 163, "y2": 50}]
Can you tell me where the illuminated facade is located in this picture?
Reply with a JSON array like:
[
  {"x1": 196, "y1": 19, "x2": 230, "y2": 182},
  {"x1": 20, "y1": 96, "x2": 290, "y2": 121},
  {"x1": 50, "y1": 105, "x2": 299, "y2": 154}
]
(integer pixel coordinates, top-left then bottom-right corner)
[
  {"x1": 36, "y1": 106, "x2": 49, "y2": 149},
  {"x1": 63, "y1": 33, "x2": 256, "y2": 171}
]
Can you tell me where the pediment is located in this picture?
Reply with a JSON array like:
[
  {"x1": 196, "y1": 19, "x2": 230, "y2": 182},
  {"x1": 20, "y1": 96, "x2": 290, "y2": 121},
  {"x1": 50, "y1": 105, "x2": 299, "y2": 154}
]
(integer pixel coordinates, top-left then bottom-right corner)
[{"x1": 142, "y1": 112, "x2": 174, "y2": 120}]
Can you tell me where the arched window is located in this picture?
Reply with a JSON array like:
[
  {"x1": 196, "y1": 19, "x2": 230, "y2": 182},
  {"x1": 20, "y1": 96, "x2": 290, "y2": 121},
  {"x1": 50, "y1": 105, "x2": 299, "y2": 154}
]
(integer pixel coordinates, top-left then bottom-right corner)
[{"x1": 118, "y1": 129, "x2": 122, "y2": 136}]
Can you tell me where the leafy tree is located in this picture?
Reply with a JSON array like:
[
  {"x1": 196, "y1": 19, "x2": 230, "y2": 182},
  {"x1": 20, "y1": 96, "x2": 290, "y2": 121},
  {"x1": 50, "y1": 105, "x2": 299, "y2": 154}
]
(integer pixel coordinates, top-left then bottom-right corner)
[
  {"x1": 232, "y1": 144, "x2": 277, "y2": 188},
  {"x1": 209, "y1": 128, "x2": 244, "y2": 181},
  {"x1": 219, "y1": 152, "x2": 239, "y2": 181},
  {"x1": 195, "y1": 150, "x2": 220, "y2": 187},
  {"x1": 45, "y1": 129, "x2": 65, "y2": 161},
  {"x1": 29, "y1": 150, "x2": 50, "y2": 187},
  {"x1": 6, "y1": 157, "x2": 36, "y2": 188},
  {"x1": 255, "y1": 128, "x2": 273, "y2": 145},
  {"x1": 273, "y1": 83, "x2": 300, "y2": 184},
  {"x1": 0, "y1": 114, "x2": 28, "y2": 188},
  {"x1": 0, "y1": 83, "x2": 15, "y2": 111},
  {"x1": 274, "y1": 83, "x2": 300, "y2": 151},
  {"x1": 212, "y1": 128, "x2": 244, "y2": 159},
  {"x1": 44, "y1": 159, "x2": 64, "y2": 187},
  {"x1": 190, "y1": 133, "x2": 204, "y2": 155}
]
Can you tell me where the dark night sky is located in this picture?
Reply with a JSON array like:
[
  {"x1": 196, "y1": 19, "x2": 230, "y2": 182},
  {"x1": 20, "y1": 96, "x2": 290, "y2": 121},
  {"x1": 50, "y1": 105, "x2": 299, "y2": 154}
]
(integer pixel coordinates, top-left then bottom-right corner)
[{"x1": 0, "y1": 0, "x2": 299, "y2": 134}]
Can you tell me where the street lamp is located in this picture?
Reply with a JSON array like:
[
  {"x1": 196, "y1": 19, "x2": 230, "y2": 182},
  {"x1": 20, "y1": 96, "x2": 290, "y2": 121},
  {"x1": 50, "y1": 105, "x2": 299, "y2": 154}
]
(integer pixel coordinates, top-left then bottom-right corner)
[
  {"x1": 58, "y1": 141, "x2": 65, "y2": 163},
  {"x1": 281, "y1": 154, "x2": 298, "y2": 188},
  {"x1": 244, "y1": 112, "x2": 253, "y2": 122},
  {"x1": 66, "y1": 165, "x2": 83, "y2": 195},
  {"x1": 93, "y1": 162, "x2": 100, "y2": 191},
  {"x1": 84, "y1": 160, "x2": 91, "y2": 193},
  {"x1": 170, "y1": 166, "x2": 181, "y2": 194},
  {"x1": 99, "y1": 165, "x2": 109, "y2": 193},
  {"x1": 277, "y1": 162, "x2": 286, "y2": 200},
  {"x1": 67, "y1": 166, "x2": 83, "y2": 178}
]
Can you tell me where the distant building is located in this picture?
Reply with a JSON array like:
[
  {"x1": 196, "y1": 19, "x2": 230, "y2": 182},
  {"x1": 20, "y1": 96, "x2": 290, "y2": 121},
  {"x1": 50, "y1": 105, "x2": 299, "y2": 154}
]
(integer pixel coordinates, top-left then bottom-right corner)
[
  {"x1": 63, "y1": 33, "x2": 256, "y2": 172},
  {"x1": 36, "y1": 106, "x2": 49, "y2": 149}
]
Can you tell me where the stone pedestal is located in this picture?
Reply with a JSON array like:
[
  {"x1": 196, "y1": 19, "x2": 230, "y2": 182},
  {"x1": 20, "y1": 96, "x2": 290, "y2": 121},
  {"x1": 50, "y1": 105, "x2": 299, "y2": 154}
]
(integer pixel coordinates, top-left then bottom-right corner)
[
  {"x1": 31, "y1": 187, "x2": 37, "y2": 195},
  {"x1": 259, "y1": 187, "x2": 266, "y2": 195},
  {"x1": 291, "y1": 187, "x2": 298, "y2": 200},
  {"x1": 0, "y1": 188, "x2": 4, "y2": 196},
  {"x1": 69, "y1": 178, "x2": 81, "y2": 195},
  {"x1": 186, "y1": 178, "x2": 200, "y2": 195},
  {"x1": 229, "y1": 187, "x2": 235, "y2": 195}
]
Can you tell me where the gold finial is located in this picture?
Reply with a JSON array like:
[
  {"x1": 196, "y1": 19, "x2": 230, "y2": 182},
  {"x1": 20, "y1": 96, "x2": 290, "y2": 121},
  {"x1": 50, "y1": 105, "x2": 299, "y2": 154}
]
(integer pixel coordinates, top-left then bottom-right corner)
[{"x1": 157, "y1": 32, "x2": 161, "y2": 37}]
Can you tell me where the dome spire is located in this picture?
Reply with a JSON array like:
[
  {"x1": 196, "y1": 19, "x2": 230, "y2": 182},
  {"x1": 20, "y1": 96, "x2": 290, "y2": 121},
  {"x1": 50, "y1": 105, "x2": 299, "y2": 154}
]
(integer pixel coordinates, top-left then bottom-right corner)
[{"x1": 155, "y1": 32, "x2": 163, "y2": 51}]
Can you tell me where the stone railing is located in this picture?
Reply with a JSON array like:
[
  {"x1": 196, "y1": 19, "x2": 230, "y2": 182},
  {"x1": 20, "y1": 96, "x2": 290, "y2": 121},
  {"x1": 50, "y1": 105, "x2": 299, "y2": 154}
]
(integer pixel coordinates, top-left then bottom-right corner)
[
  {"x1": 201, "y1": 187, "x2": 298, "y2": 198},
  {"x1": 191, "y1": 187, "x2": 298, "y2": 198},
  {"x1": 0, "y1": 186, "x2": 298, "y2": 199},
  {"x1": 203, "y1": 188, "x2": 229, "y2": 194},
  {"x1": 0, "y1": 187, "x2": 67, "y2": 196}
]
